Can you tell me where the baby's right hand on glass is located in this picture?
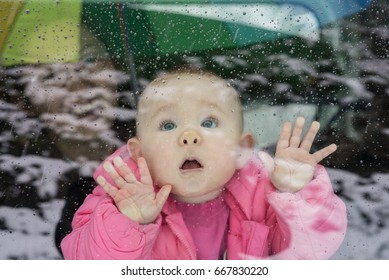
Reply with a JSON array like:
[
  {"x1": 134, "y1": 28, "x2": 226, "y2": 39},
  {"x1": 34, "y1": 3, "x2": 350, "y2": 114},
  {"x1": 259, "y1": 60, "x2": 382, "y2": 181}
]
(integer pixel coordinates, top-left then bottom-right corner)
[{"x1": 96, "y1": 156, "x2": 172, "y2": 224}]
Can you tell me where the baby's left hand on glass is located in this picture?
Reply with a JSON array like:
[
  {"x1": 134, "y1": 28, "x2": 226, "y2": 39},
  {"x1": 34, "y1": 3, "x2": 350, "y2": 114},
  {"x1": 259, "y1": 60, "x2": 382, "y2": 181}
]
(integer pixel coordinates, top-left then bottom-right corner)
[{"x1": 258, "y1": 116, "x2": 337, "y2": 193}]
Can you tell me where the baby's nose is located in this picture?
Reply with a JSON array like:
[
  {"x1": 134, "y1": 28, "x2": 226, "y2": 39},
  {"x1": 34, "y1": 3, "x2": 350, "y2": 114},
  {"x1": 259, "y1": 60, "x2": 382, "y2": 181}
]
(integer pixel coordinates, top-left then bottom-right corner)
[{"x1": 179, "y1": 130, "x2": 202, "y2": 146}]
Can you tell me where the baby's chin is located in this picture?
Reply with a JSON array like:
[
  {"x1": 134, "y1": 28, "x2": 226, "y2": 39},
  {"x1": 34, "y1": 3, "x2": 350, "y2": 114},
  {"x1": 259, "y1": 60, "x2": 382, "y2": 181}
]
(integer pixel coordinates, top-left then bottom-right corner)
[{"x1": 169, "y1": 180, "x2": 225, "y2": 203}]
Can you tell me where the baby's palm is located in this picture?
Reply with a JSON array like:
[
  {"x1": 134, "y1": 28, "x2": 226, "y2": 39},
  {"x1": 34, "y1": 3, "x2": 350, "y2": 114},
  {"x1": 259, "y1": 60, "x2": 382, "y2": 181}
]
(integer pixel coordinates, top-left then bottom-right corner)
[
  {"x1": 97, "y1": 157, "x2": 171, "y2": 224},
  {"x1": 259, "y1": 117, "x2": 337, "y2": 193}
]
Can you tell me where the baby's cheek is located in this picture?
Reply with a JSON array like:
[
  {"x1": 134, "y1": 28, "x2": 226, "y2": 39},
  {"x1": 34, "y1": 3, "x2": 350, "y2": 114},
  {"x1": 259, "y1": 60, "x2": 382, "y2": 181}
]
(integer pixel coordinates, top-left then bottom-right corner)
[
  {"x1": 143, "y1": 139, "x2": 171, "y2": 159},
  {"x1": 209, "y1": 139, "x2": 238, "y2": 161},
  {"x1": 141, "y1": 149, "x2": 164, "y2": 173}
]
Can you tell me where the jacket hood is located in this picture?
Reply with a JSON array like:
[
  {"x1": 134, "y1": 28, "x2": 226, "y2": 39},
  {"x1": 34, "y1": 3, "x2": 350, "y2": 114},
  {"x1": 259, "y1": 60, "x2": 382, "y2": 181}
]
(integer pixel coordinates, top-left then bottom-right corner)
[{"x1": 224, "y1": 154, "x2": 273, "y2": 221}]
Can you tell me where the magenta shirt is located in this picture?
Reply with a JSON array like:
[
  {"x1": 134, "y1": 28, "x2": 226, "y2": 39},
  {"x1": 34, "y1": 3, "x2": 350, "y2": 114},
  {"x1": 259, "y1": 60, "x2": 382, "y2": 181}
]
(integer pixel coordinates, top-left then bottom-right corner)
[{"x1": 175, "y1": 195, "x2": 230, "y2": 260}]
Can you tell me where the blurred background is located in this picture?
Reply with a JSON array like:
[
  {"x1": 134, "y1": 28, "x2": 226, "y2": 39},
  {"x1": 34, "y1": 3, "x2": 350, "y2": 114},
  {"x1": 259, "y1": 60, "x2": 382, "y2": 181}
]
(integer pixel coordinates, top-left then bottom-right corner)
[{"x1": 0, "y1": 0, "x2": 388, "y2": 259}]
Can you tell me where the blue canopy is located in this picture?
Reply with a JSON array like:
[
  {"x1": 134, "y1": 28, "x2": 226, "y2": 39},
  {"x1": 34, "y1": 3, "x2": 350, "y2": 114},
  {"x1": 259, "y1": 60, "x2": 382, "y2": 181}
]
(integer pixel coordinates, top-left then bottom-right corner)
[{"x1": 272, "y1": 0, "x2": 372, "y2": 26}]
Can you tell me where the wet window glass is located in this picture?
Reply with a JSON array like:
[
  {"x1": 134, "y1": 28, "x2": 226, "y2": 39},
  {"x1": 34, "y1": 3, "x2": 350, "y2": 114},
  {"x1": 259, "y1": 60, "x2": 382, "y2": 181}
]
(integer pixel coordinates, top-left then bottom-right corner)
[{"x1": 0, "y1": 0, "x2": 387, "y2": 260}]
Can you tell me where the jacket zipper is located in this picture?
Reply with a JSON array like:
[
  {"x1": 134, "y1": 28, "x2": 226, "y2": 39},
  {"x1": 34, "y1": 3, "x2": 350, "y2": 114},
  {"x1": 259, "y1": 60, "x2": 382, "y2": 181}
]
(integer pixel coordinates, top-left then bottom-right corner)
[{"x1": 166, "y1": 218, "x2": 197, "y2": 260}]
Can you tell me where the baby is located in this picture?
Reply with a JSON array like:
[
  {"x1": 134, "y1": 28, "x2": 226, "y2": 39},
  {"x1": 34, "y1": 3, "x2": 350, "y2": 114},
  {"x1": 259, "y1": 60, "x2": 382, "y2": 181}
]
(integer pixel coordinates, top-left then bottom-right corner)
[{"x1": 61, "y1": 69, "x2": 347, "y2": 260}]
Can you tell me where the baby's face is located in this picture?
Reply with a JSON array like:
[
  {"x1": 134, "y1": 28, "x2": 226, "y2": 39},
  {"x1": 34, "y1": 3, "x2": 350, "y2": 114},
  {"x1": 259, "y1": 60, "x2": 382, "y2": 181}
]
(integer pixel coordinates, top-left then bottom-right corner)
[{"x1": 136, "y1": 74, "x2": 245, "y2": 203}]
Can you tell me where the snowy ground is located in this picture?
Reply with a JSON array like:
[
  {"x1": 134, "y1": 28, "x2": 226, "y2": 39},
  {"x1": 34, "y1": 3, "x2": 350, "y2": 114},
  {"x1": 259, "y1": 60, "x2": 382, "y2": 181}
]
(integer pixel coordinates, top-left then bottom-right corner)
[
  {"x1": 0, "y1": 199, "x2": 64, "y2": 259},
  {"x1": 328, "y1": 169, "x2": 389, "y2": 259}
]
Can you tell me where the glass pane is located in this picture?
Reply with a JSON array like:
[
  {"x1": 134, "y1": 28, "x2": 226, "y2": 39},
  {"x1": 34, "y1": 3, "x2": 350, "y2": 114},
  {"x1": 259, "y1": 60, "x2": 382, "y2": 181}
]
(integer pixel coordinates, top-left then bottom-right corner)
[{"x1": 0, "y1": 0, "x2": 387, "y2": 260}]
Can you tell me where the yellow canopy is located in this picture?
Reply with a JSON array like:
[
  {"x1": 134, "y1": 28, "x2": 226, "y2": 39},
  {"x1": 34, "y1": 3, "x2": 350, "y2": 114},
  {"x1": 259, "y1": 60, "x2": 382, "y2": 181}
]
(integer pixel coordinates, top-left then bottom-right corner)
[{"x1": 0, "y1": 0, "x2": 81, "y2": 66}]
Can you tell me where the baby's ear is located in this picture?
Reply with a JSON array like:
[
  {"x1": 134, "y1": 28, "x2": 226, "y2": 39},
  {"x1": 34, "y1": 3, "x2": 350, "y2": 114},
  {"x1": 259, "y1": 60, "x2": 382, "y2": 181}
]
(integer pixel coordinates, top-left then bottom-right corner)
[
  {"x1": 127, "y1": 137, "x2": 142, "y2": 161},
  {"x1": 236, "y1": 132, "x2": 255, "y2": 169}
]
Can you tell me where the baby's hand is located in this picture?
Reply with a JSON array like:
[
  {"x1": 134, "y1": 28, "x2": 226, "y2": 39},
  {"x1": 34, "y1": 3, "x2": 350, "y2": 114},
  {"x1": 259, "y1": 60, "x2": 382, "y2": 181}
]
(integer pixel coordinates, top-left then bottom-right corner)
[
  {"x1": 259, "y1": 116, "x2": 337, "y2": 193},
  {"x1": 96, "y1": 157, "x2": 172, "y2": 224}
]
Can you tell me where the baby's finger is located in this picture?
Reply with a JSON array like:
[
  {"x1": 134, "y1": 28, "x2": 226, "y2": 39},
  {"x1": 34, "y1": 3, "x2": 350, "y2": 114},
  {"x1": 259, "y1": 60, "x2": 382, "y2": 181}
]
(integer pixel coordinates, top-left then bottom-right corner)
[
  {"x1": 258, "y1": 151, "x2": 275, "y2": 175},
  {"x1": 155, "y1": 185, "x2": 172, "y2": 211},
  {"x1": 290, "y1": 116, "x2": 305, "y2": 148},
  {"x1": 276, "y1": 122, "x2": 292, "y2": 151},
  {"x1": 113, "y1": 156, "x2": 137, "y2": 183},
  {"x1": 312, "y1": 144, "x2": 337, "y2": 163},
  {"x1": 300, "y1": 121, "x2": 320, "y2": 152},
  {"x1": 138, "y1": 157, "x2": 153, "y2": 186},
  {"x1": 97, "y1": 176, "x2": 118, "y2": 198},
  {"x1": 103, "y1": 161, "x2": 127, "y2": 189}
]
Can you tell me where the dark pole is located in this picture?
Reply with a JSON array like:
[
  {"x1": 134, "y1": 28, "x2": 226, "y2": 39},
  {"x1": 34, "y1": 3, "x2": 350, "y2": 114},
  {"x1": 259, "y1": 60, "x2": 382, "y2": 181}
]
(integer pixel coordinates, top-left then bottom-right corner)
[{"x1": 117, "y1": 2, "x2": 140, "y2": 105}]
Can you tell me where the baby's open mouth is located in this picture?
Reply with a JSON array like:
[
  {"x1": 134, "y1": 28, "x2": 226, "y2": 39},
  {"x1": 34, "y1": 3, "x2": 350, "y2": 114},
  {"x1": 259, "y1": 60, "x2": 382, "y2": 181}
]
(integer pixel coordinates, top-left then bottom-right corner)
[{"x1": 180, "y1": 159, "x2": 203, "y2": 171}]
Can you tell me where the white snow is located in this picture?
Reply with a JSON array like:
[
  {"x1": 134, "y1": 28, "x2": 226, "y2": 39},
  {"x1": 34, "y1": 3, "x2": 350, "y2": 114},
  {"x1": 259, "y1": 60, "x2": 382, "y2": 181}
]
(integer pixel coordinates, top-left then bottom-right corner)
[
  {"x1": 329, "y1": 169, "x2": 389, "y2": 259},
  {"x1": 0, "y1": 200, "x2": 64, "y2": 260}
]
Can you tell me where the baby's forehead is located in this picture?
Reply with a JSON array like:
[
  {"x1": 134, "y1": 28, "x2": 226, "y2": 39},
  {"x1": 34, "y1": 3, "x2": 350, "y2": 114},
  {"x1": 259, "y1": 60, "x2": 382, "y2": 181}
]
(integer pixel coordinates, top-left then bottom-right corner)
[
  {"x1": 136, "y1": 73, "x2": 244, "y2": 132},
  {"x1": 140, "y1": 73, "x2": 239, "y2": 106}
]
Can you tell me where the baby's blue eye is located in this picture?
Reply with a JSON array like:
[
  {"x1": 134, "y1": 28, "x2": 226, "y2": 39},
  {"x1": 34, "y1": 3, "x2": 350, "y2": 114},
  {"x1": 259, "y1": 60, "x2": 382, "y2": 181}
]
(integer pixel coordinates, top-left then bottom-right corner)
[
  {"x1": 160, "y1": 121, "x2": 177, "y2": 131},
  {"x1": 201, "y1": 118, "x2": 218, "y2": 128}
]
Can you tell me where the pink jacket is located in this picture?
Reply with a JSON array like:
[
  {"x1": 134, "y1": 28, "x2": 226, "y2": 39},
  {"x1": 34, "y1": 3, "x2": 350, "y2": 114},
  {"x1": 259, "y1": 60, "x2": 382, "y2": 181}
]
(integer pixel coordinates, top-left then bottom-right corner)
[{"x1": 61, "y1": 146, "x2": 347, "y2": 259}]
